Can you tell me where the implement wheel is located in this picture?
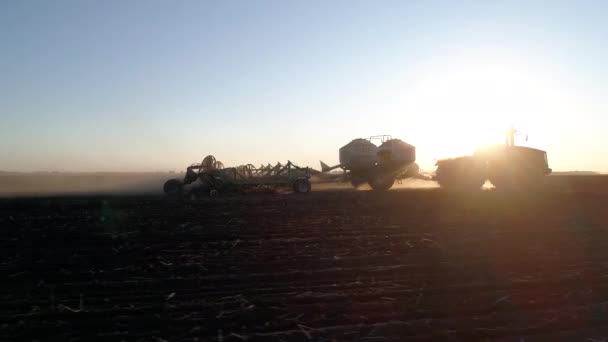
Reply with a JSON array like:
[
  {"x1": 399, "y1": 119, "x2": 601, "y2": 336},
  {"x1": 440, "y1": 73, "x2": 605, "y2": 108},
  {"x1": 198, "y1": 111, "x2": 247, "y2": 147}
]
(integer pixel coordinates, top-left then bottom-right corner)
[
  {"x1": 293, "y1": 178, "x2": 311, "y2": 193},
  {"x1": 163, "y1": 179, "x2": 183, "y2": 196}
]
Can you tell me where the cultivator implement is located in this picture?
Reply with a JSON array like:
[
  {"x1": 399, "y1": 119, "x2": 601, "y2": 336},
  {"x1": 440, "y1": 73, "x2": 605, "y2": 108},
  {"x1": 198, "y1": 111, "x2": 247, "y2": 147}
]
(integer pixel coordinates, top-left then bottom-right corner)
[{"x1": 164, "y1": 155, "x2": 312, "y2": 197}]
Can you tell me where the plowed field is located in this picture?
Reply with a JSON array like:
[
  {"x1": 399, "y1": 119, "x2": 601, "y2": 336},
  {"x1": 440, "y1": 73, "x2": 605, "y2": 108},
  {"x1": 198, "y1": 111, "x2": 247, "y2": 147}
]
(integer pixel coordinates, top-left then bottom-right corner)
[{"x1": 3, "y1": 188, "x2": 608, "y2": 341}]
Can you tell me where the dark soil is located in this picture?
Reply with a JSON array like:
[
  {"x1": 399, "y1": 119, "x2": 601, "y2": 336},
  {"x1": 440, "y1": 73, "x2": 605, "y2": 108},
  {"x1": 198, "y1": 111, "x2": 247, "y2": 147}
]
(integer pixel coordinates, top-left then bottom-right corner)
[{"x1": 2, "y1": 187, "x2": 608, "y2": 341}]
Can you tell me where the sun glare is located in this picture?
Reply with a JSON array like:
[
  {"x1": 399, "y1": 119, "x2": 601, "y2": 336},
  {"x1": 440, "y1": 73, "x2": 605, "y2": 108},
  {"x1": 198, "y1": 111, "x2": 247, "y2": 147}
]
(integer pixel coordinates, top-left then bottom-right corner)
[{"x1": 400, "y1": 55, "x2": 550, "y2": 163}]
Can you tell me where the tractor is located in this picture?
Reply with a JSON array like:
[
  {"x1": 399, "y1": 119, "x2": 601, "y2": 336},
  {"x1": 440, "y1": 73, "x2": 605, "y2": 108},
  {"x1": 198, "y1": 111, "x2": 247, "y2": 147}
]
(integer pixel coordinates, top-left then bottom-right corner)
[{"x1": 435, "y1": 126, "x2": 552, "y2": 190}]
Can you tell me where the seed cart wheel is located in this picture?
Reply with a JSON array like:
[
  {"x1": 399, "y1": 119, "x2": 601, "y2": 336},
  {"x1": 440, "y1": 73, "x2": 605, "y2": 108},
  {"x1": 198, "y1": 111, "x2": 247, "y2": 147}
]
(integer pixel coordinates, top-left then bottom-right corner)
[
  {"x1": 163, "y1": 179, "x2": 183, "y2": 196},
  {"x1": 292, "y1": 178, "x2": 311, "y2": 193},
  {"x1": 369, "y1": 172, "x2": 395, "y2": 191}
]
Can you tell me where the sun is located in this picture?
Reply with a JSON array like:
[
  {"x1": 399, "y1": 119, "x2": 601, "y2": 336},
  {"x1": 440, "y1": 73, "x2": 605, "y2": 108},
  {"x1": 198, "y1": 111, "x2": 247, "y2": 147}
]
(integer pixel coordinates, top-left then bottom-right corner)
[{"x1": 399, "y1": 56, "x2": 547, "y2": 165}]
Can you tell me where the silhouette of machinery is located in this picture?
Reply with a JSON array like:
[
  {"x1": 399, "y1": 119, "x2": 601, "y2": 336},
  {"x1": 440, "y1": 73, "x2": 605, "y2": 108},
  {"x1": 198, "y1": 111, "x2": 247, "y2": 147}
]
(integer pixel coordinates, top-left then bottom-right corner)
[
  {"x1": 320, "y1": 135, "x2": 421, "y2": 191},
  {"x1": 322, "y1": 127, "x2": 551, "y2": 191},
  {"x1": 164, "y1": 155, "x2": 312, "y2": 197},
  {"x1": 435, "y1": 126, "x2": 551, "y2": 190}
]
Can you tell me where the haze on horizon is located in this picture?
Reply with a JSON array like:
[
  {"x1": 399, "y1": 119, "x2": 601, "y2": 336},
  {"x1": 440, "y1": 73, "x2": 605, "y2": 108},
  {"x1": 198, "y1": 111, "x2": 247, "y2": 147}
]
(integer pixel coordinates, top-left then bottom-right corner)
[{"x1": 2, "y1": 0, "x2": 608, "y2": 173}]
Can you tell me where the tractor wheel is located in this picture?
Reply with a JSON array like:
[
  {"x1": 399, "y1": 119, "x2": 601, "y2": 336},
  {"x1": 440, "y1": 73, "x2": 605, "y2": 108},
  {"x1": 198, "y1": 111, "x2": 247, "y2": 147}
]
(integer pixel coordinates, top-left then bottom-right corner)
[
  {"x1": 163, "y1": 179, "x2": 183, "y2": 196},
  {"x1": 293, "y1": 178, "x2": 311, "y2": 193},
  {"x1": 488, "y1": 167, "x2": 544, "y2": 192},
  {"x1": 436, "y1": 158, "x2": 486, "y2": 191},
  {"x1": 369, "y1": 172, "x2": 395, "y2": 191}
]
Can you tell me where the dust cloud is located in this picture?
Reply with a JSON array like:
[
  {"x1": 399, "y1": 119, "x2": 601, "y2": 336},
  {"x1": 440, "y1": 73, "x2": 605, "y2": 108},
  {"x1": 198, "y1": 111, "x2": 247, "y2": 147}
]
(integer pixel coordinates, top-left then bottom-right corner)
[
  {"x1": 309, "y1": 181, "x2": 354, "y2": 191},
  {"x1": 0, "y1": 172, "x2": 173, "y2": 197},
  {"x1": 14, "y1": 173, "x2": 605, "y2": 197},
  {"x1": 392, "y1": 178, "x2": 440, "y2": 189},
  {"x1": 309, "y1": 178, "x2": 440, "y2": 191}
]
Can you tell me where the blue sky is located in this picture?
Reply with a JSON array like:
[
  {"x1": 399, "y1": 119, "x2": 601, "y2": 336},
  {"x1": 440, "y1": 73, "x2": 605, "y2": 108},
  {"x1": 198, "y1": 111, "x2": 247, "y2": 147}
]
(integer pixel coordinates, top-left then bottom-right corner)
[{"x1": 2, "y1": 0, "x2": 608, "y2": 172}]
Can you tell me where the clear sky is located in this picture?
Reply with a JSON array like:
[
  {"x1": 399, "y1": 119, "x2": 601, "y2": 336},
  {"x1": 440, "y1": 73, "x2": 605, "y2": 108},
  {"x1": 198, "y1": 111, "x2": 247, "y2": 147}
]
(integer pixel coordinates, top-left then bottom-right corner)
[{"x1": 2, "y1": 0, "x2": 607, "y2": 172}]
